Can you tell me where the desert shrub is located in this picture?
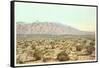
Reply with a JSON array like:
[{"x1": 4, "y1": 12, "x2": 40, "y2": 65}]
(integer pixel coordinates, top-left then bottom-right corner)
[
  {"x1": 57, "y1": 51, "x2": 70, "y2": 61},
  {"x1": 76, "y1": 46, "x2": 83, "y2": 51},
  {"x1": 17, "y1": 60, "x2": 24, "y2": 64},
  {"x1": 86, "y1": 46, "x2": 95, "y2": 55},
  {"x1": 83, "y1": 40, "x2": 87, "y2": 44},
  {"x1": 31, "y1": 45, "x2": 36, "y2": 49},
  {"x1": 34, "y1": 49, "x2": 43, "y2": 60},
  {"x1": 90, "y1": 42, "x2": 95, "y2": 46},
  {"x1": 24, "y1": 41, "x2": 32, "y2": 47},
  {"x1": 81, "y1": 45, "x2": 95, "y2": 55}
]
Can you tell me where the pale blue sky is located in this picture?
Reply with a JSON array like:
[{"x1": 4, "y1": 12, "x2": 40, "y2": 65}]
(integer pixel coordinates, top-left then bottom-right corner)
[{"x1": 15, "y1": 2, "x2": 96, "y2": 32}]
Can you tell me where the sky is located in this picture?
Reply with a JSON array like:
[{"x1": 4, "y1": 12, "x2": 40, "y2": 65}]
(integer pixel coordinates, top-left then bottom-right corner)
[{"x1": 15, "y1": 2, "x2": 96, "y2": 32}]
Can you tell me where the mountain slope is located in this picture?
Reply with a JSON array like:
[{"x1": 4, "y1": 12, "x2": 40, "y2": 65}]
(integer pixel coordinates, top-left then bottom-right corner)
[{"x1": 16, "y1": 22, "x2": 94, "y2": 35}]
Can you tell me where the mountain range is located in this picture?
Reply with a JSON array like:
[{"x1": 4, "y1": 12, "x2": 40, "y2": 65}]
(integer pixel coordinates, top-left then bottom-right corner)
[{"x1": 16, "y1": 22, "x2": 94, "y2": 35}]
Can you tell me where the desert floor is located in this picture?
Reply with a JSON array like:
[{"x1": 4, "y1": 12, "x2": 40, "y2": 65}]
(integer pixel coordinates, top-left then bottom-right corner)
[{"x1": 16, "y1": 35, "x2": 96, "y2": 64}]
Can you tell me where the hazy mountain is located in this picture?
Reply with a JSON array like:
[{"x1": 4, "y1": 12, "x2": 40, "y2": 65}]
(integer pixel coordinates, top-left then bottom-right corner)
[{"x1": 16, "y1": 22, "x2": 94, "y2": 35}]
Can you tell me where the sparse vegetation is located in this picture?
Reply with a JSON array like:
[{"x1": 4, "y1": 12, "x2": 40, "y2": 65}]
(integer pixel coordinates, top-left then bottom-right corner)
[{"x1": 16, "y1": 35, "x2": 96, "y2": 64}]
